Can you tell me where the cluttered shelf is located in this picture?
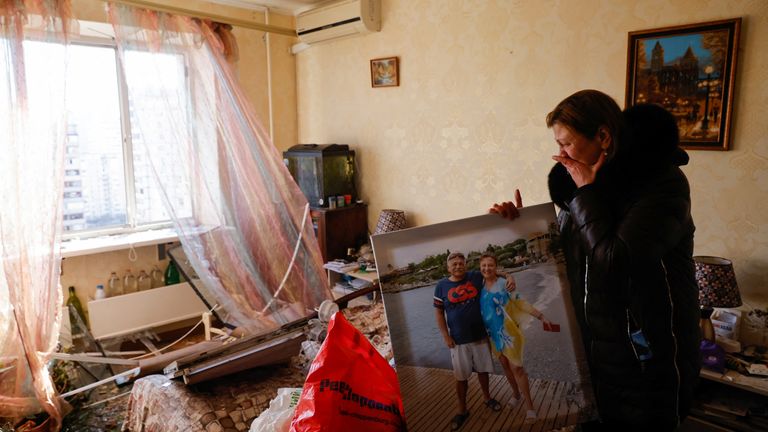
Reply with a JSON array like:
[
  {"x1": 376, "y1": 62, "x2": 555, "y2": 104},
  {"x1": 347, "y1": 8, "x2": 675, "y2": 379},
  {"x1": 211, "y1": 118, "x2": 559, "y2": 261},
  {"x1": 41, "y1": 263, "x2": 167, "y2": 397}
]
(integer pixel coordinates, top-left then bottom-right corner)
[
  {"x1": 689, "y1": 346, "x2": 768, "y2": 431},
  {"x1": 323, "y1": 259, "x2": 379, "y2": 308},
  {"x1": 691, "y1": 373, "x2": 768, "y2": 431},
  {"x1": 701, "y1": 368, "x2": 768, "y2": 397}
]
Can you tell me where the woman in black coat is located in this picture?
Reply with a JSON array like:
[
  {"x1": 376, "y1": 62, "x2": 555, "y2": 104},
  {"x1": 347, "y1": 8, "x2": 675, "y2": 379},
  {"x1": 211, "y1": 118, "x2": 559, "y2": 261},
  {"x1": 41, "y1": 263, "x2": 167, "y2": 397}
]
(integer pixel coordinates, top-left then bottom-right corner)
[{"x1": 494, "y1": 90, "x2": 700, "y2": 430}]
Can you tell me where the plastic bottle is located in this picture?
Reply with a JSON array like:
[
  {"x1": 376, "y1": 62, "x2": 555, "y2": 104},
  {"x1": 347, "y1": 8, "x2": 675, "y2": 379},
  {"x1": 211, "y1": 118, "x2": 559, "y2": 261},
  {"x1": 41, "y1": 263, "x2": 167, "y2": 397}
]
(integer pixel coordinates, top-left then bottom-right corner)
[
  {"x1": 108, "y1": 272, "x2": 123, "y2": 297},
  {"x1": 164, "y1": 260, "x2": 180, "y2": 286},
  {"x1": 94, "y1": 284, "x2": 107, "y2": 300},
  {"x1": 137, "y1": 270, "x2": 152, "y2": 291},
  {"x1": 66, "y1": 286, "x2": 88, "y2": 328},
  {"x1": 150, "y1": 265, "x2": 164, "y2": 288},
  {"x1": 123, "y1": 269, "x2": 138, "y2": 294}
]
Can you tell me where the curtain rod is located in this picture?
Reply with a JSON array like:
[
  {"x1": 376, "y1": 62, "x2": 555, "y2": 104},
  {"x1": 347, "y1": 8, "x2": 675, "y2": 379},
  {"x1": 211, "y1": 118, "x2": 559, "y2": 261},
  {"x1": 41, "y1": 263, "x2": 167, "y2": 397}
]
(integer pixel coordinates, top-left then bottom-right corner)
[{"x1": 104, "y1": 0, "x2": 296, "y2": 36}]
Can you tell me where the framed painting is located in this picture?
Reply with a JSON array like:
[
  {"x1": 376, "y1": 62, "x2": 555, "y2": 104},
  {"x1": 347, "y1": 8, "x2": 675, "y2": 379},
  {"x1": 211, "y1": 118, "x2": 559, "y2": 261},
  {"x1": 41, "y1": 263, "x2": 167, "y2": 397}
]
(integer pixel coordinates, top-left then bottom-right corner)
[
  {"x1": 625, "y1": 18, "x2": 741, "y2": 151},
  {"x1": 370, "y1": 56, "x2": 399, "y2": 88},
  {"x1": 371, "y1": 204, "x2": 596, "y2": 429}
]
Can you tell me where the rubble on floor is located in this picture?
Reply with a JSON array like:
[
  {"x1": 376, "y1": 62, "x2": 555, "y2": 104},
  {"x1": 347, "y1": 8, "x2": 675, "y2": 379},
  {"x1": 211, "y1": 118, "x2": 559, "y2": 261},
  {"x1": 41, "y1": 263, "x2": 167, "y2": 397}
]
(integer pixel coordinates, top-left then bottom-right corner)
[
  {"x1": 60, "y1": 300, "x2": 390, "y2": 432},
  {"x1": 62, "y1": 384, "x2": 131, "y2": 432},
  {"x1": 343, "y1": 302, "x2": 392, "y2": 362}
]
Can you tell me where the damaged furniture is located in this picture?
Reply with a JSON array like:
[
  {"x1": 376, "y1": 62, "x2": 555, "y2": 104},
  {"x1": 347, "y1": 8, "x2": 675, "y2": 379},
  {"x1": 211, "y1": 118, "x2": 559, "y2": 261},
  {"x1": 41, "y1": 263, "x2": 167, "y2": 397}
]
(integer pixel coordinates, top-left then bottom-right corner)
[{"x1": 122, "y1": 302, "x2": 391, "y2": 432}]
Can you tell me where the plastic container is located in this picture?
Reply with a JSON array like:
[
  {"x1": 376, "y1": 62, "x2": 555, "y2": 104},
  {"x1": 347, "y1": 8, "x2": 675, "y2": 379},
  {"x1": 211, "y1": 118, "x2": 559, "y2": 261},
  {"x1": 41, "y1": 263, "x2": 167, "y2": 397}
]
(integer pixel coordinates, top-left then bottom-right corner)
[
  {"x1": 107, "y1": 272, "x2": 123, "y2": 297},
  {"x1": 150, "y1": 265, "x2": 164, "y2": 288},
  {"x1": 94, "y1": 284, "x2": 106, "y2": 300},
  {"x1": 123, "y1": 269, "x2": 138, "y2": 294},
  {"x1": 137, "y1": 270, "x2": 152, "y2": 291}
]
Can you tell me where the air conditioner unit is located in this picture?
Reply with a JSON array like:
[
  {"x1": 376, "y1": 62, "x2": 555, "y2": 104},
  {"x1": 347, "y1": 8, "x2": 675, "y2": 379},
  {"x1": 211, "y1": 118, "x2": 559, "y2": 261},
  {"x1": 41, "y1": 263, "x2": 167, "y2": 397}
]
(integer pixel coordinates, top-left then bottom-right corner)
[{"x1": 296, "y1": 0, "x2": 381, "y2": 46}]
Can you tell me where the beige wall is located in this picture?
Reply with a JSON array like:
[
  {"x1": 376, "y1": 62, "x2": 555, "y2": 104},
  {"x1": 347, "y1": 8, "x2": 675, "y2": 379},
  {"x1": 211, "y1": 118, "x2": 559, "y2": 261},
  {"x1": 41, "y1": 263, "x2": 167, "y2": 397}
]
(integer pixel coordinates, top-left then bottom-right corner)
[
  {"x1": 60, "y1": 246, "x2": 172, "y2": 314},
  {"x1": 64, "y1": 0, "x2": 299, "y2": 311},
  {"x1": 296, "y1": 0, "x2": 768, "y2": 301}
]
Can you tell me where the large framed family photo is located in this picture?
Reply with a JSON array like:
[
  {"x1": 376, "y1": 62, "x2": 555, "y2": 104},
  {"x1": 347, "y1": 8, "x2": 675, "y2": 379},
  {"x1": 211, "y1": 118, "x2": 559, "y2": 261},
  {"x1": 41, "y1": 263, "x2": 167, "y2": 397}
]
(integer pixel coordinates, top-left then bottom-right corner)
[
  {"x1": 625, "y1": 18, "x2": 741, "y2": 151},
  {"x1": 371, "y1": 204, "x2": 595, "y2": 430}
]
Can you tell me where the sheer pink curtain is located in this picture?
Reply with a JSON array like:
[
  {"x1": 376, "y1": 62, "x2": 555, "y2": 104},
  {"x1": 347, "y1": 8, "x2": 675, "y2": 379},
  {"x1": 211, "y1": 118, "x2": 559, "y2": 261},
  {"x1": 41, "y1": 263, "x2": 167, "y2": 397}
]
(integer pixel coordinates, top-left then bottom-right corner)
[
  {"x1": 107, "y1": 4, "x2": 331, "y2": 335},
  {"x1": 0, "y1": 0, "x2": 74, "y2": 427}
]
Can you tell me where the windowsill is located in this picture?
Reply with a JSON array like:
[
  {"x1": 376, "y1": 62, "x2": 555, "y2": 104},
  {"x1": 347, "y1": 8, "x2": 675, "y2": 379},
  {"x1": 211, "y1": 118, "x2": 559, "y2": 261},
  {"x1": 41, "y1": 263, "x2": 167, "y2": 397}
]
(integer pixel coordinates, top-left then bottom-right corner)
[{"x1": 61, "y1": 228, "x2": 178, "y2": 258}]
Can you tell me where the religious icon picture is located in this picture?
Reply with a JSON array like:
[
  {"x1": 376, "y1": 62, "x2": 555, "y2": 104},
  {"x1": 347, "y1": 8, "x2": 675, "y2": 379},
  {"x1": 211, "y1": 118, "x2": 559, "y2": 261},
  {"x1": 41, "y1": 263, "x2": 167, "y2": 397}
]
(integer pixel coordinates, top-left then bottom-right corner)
[{"x1": 370, "y1": 56, "x2": 399, "y2": 88}]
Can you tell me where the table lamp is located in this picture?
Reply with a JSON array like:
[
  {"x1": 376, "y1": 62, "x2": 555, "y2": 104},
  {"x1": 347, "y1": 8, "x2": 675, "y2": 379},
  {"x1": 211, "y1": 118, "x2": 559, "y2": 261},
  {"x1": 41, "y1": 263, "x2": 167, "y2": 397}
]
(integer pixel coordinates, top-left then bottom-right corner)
[
  {"x1": 373, "y1": 209, "x2": 406, "y2": 234},
  {"x1": 695, "y1": 256, "x2": 742, "y2": 342}
]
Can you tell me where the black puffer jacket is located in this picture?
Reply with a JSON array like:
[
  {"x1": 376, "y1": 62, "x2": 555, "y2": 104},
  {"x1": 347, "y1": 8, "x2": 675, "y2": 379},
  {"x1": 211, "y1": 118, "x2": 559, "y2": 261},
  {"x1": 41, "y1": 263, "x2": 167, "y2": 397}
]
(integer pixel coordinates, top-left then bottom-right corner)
[{"x1": 548, "y1": 109, "x2": 700, "y2": 429}]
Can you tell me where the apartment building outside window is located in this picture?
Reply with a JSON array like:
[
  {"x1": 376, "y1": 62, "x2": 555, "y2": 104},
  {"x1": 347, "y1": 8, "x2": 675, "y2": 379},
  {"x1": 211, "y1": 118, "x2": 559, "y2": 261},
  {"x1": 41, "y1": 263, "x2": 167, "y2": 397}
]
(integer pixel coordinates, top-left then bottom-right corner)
[{"x1": 26, "y1": 38, "x2": 192, "y2": 237}]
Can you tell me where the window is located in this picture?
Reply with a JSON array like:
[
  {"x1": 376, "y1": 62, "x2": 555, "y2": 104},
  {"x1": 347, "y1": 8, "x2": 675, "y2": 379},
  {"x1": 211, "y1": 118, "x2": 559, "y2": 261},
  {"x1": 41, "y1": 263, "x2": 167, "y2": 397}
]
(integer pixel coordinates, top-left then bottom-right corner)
[{"x1": 25, "y1": 38, "x2": 192, "y2": 237}]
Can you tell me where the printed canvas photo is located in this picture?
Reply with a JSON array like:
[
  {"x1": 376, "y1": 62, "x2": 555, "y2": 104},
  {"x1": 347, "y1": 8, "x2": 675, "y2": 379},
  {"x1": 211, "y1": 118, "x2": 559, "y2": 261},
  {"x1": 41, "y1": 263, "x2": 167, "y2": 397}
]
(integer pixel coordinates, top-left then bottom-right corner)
[{"x1": 371, "y1": 203, "x2": 595, "y2": 430}]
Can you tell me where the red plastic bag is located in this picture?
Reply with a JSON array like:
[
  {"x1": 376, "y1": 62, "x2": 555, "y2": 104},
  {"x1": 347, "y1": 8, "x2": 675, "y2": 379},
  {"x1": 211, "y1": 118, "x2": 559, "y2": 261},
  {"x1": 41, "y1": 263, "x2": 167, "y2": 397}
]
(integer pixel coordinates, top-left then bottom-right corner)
[{"x1": 290, "y1": 312, "x2": 406, "y2": 432}]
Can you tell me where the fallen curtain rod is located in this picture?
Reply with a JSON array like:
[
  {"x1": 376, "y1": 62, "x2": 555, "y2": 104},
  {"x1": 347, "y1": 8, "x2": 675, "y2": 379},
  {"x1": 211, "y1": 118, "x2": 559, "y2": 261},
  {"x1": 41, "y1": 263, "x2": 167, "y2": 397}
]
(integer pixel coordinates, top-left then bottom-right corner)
[{"x1": 104, "y1": 0, "x2": 296, "y2": 36}]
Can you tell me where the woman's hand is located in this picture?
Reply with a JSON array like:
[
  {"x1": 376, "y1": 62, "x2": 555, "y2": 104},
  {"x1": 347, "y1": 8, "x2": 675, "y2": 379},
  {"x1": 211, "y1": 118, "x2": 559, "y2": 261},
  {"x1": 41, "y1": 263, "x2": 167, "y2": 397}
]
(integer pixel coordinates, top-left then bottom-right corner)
[
  {"x1": 552, "y1": 152, "x2": 606, "y2": 188},
  {"x1": 489, "y1": 189, "x2": 523, "y2": 221}
]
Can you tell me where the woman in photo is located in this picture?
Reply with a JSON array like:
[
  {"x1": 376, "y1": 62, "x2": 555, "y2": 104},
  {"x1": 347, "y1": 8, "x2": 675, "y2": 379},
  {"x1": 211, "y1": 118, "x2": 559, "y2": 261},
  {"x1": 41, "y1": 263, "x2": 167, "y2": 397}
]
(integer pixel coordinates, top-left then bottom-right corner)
[{"x1": 478, "y1": 253, "x2": 554, "y2": 424}]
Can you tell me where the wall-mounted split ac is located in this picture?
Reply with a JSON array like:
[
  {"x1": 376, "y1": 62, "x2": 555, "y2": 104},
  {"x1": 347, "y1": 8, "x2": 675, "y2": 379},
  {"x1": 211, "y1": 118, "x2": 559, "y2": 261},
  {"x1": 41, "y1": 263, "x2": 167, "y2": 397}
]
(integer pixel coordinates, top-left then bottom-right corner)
[{"x1": 292, "y1": 0, "x2": 381, "y2": 53}]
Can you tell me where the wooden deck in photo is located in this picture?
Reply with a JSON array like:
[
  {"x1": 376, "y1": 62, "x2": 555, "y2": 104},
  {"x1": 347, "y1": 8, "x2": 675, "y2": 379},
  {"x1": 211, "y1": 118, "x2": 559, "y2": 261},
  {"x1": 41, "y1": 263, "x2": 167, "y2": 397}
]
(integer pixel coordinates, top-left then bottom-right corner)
[{"x1": 397, "y1": 366, "x2": 588, "y2": 432}]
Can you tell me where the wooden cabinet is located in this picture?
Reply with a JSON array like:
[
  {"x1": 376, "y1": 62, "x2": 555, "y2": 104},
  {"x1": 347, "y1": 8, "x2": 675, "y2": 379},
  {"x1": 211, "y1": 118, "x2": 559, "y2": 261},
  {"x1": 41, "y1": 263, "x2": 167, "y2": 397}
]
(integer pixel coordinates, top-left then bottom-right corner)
[{"x1": 310, "y1": 204, "x2": 368, "y2": 262}]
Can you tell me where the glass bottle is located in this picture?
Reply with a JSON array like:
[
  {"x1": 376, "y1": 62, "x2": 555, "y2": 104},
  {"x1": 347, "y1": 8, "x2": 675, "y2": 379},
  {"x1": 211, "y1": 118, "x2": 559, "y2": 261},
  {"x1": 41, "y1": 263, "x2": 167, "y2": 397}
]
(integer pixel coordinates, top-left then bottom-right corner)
[
  {"x1": 137, "y1": 270, "x2": 152, "y2": 291},
  {"x1": 123, "y1": 269, "x2": 138, "y2": 294},
  {"x1": 108, "y1": 271, "x2": 123, "y2": 297},
  {"x1": 66, "y1": 286, "x2": 88, "y2": 328},
  {"x1": 150, "y1": 265, "x2": 164, "y2": 288},
  {"x1": 164, "y1": 260, "x2": 180, "y2": 286}
]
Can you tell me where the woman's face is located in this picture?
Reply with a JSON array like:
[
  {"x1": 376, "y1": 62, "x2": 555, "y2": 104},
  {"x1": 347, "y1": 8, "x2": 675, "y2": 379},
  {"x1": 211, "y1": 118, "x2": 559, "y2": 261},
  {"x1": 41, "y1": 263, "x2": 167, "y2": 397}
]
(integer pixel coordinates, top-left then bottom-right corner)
[
  {"x1": 552, "y1": 122, "x2": 604, "y2": 166},
  {"x1": 479, "y1": 257, "x2": 497, "y2": 279}
]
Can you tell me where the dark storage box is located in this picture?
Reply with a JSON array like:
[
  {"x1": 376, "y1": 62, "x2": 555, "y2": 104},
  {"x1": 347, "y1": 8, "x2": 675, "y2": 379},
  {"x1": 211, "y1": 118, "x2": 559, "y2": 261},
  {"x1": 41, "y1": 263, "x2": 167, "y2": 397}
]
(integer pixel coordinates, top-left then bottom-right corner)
[{"x1": 283, "y1": 144, "x2": 356, "y2": 208}]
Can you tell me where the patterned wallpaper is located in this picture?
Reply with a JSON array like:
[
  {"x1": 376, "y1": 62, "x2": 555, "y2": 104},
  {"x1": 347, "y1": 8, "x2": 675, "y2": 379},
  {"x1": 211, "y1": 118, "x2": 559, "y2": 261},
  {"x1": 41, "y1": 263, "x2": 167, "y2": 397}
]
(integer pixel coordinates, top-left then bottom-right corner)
[{"x1": 296, "y1": 0, "x2": 768, "y2": 300}]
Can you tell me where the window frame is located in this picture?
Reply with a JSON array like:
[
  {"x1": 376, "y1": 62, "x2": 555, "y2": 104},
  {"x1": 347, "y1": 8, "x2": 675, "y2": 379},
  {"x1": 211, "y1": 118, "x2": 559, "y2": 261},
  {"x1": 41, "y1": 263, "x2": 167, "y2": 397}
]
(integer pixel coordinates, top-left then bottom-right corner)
[{"x1": 58, "y1": 32, "x2": 181, "y2": 240}]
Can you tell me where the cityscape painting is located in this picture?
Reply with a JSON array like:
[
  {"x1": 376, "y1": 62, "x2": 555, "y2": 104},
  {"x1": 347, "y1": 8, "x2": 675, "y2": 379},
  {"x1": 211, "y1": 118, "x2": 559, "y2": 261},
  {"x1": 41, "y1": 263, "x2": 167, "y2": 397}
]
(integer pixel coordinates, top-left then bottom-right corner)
[{"x1": 625, "y1": 18, "x2": 741, "y2": 151}]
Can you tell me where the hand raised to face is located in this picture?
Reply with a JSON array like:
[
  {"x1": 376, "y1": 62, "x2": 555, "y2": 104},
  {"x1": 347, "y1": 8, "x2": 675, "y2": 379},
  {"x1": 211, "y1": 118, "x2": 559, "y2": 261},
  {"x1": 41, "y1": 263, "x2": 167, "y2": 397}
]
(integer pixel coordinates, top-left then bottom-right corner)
[{"x1": 552, "y1": 150, "x2": 606, "y2": 188}]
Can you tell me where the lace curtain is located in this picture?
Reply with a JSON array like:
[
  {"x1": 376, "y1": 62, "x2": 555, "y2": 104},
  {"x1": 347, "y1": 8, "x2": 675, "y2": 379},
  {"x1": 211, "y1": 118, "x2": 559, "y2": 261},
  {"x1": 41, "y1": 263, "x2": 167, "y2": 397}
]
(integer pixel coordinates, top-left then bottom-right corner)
[
  {"x1": 0, "y1": 1, "x2": 327, "y2": 425},
  {"x1": 0, "y1": 0, "x2": 73, "y2": 427},
  {"x1": 106, "y1": 4, "x2": 331, "y2": 334}
]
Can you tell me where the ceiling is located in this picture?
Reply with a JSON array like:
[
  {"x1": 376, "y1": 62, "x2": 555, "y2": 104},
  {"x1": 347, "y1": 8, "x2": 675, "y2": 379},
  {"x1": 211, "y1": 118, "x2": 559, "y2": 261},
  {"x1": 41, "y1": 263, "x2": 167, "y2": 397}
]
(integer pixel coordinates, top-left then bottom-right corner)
[{"x1": 208, "y1": 0, "x2": 330, "y2": 15}]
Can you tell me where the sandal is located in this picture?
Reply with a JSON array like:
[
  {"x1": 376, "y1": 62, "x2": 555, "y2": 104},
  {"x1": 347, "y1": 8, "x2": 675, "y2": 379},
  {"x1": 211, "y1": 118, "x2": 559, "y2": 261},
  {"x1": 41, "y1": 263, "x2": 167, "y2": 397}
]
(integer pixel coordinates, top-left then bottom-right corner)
[
  {"x1": 524, "y1": 409, "x2": 537, "y2": 424},
  {"x1": 451, "y1": 412, "x2": 469, "y2": 430},
  {"x1": 484, "y1": 398, "x2": 502, "y2": 412}
]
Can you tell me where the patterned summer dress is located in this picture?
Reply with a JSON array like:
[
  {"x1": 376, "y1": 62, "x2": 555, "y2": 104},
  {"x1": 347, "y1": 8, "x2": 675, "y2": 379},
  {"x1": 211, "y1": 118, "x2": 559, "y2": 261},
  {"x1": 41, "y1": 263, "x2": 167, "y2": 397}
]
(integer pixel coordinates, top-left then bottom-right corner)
[{"x1": 480, "y1": 278, "x2": 537, "y2": 366}]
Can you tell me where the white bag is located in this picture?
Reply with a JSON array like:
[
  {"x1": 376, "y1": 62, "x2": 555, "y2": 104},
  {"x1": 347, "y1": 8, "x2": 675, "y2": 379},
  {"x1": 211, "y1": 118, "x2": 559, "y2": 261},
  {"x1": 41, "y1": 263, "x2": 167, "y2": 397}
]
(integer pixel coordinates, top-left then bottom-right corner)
[{"x1": 249, "y1": 387, "x2": 303, "y2": 432}]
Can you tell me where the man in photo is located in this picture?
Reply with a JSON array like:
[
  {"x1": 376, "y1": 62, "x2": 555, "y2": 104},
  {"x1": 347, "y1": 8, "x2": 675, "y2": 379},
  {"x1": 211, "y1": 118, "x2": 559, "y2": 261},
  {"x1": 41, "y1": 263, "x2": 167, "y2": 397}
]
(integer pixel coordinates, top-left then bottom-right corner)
[{"x1": 433, "y1": 251, "x2": 502, "y2": 430}]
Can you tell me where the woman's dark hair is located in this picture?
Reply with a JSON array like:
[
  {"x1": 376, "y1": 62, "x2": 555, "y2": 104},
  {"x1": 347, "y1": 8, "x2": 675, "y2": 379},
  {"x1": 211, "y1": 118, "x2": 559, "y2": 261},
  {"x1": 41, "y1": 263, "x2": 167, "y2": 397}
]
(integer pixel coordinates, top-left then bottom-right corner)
[
  {"x1": 623, "y1": 103, "x2": 681, "y2": 166},
  {"x1": 546, "y1": 89, "x2": 625, "y2": 160}
]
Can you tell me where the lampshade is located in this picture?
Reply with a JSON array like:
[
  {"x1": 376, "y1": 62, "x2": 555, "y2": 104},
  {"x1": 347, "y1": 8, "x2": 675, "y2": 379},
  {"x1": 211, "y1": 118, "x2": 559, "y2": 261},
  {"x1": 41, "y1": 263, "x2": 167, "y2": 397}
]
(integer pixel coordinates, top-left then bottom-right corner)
[
  {"x1": 695, "y1": 256, "x2": 742, "y2": 308},
  {"x1": 374, "y1": 209, "x2": 406, "y2": 234}
]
